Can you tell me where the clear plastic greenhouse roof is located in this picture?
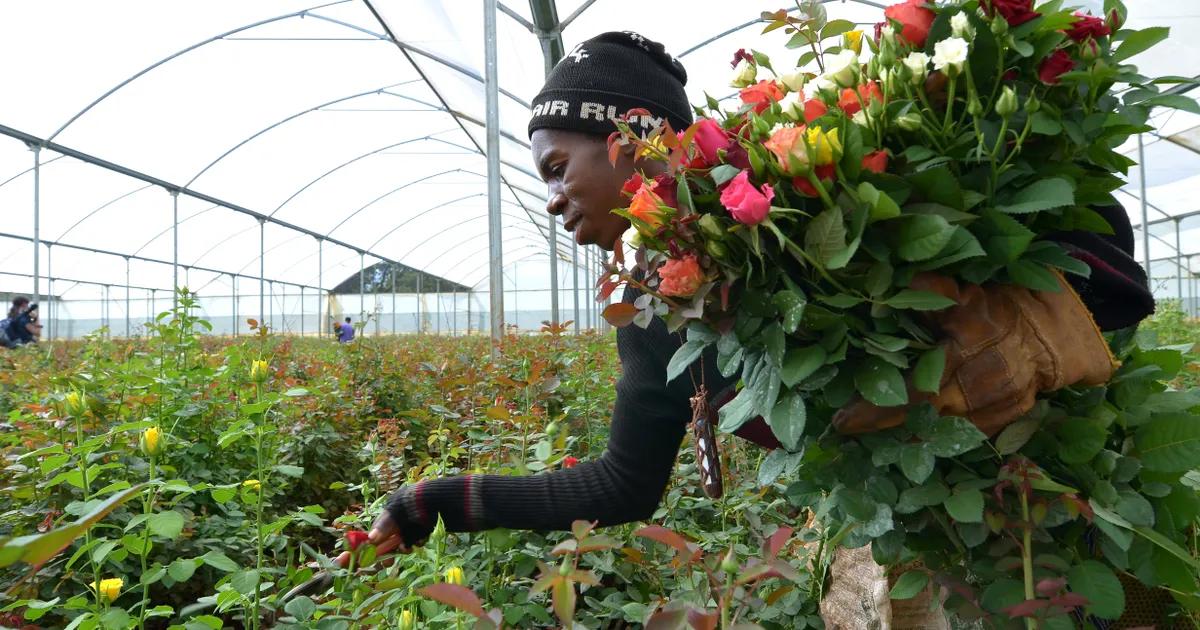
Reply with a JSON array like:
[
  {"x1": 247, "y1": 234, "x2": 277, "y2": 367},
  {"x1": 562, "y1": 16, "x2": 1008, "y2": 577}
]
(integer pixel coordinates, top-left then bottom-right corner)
[{"x1": 0, "y1": 0, "x2": 1197, "y2": 304}]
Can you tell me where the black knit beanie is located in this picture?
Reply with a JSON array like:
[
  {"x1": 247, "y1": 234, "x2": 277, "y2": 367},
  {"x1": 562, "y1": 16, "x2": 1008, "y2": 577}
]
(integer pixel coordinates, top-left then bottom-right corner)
[{"x1": 527, "y1": 31, "x2": 692, "y2": 139}]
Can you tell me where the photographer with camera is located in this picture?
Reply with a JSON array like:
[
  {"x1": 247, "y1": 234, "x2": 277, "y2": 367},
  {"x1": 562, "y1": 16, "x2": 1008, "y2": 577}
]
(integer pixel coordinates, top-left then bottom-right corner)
[{"x1": 2, "y1": 297, "x2": 42, "y2": 348}]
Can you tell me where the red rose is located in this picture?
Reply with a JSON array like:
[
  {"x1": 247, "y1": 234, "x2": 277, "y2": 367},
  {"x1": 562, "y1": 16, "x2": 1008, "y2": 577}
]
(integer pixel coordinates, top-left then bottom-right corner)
[
  {"x1": 693, "y1": 119, "x2": 729, "y2": 166},
  {"x1": 652, "y1": 173, "x2": 679, "y2": 209},
  {"x1": 1066, "y1": 12, "x2": 1110, "y2": 42},
  {"x1": 793, "y1": 165, "x2": 836, "y2": 197},
  {"x1": 739, "y1": 80, "x2": 785, "y2": 115},
  {"x1": 838, "y1": 81, "x2": 885, "y2": 115},
  {"x1": 862, "y1": 150, "x2": 888, "y2": 174},
  {"x1": 730, "y1": 48, "x2": 754, "y2": 69},
  {"x1": 562, "y1": 456, "x2": 579, "y2": 468},
  {"x1": 884, "y1": 0, "x2": 936, "y2": 47},
  {"x1": 723, "y1": 143, "x2": 752, "y2": 171},
  {"x1": 1001, "y1": 70, "x2": 1018, "y2": 81},
  {"x1": 1039, "y1": 49, "x2": 1077, "y2": 85},
  {"x1": 346, "y1": 530, "x2": 369, "y2": 551},
  {"x1": 982, "y1": 0, "x2": 1041, "y2": 27},
  {"x1": 621, "y1": 173, "x2": 644, "y2": 197}
]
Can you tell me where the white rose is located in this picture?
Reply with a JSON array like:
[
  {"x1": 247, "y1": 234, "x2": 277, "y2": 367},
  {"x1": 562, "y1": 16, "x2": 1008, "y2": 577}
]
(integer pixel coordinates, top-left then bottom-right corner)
[
  {"x1": 852, "y1": 110, "x2": 869, "y2": 127},
  {"x1": 777, "y1": 90, "x2": 804, "y2": 121},
  {"x1": 880, "y1": 25, "x2": 896, "y2": 41},
  {"x1": 622, "y1": 225, "x2": 643, "y2": 250},
  {"x1": 809, "y1": 75, "x2": 837, "y2": 104},
  {"x1": 951, "y1": 12, "x2": 972, "y2": 38},
  {"x1": 730, "y1": 60, "x2": 757, "y2": 88},
  {"x1": 903, "y1": 52, "x2": 930, "y2": 84},
  {"x1": 781, "y1": 70, "x2": 806, "y2": 93},
  {"x1": 823, "y1": 49, "x2": 860, "y2": 88},
  {"x1": 932, "y1": 37, "x2": 969, "y2": 76}
]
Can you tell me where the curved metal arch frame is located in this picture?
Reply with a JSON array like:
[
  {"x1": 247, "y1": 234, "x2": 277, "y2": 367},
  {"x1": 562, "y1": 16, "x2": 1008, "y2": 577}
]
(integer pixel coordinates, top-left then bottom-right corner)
[
  {"x1": 279, "y1": 208, "x2": 535, "y2": 282},
  {"x1": 185, "y1": 80, "x2": 427, "y2": 189},
  {"x1": 365, "y1": 193, "x2": 514, "y2": 252},
  {"x1": 415, "y1": 218, "x2": 572, "y2": 275},
  {"x1": 0, "y1": 154, "x2": 65, "y2": 191},
  {"x1": 325, "y1": 168, "x2": 485, "y2": 238},
  {"x1": 393, "y1": 210, "x2": 562, "y2": 263},
  {"x1": 459, "y1": 245, "x2": 554, "y2": 289},
  {"x1": 57, "y1": 184, "x2": 155, "y2": 242}
]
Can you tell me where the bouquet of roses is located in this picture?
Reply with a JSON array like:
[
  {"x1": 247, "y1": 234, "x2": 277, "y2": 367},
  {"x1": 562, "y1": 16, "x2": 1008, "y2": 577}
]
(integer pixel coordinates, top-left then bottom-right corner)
[{"x1": 600, "y1": 0, "x2": 1200, "y2": 624}]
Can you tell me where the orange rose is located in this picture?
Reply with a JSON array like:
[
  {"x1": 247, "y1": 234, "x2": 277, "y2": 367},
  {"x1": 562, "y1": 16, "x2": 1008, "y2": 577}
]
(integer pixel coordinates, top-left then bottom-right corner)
[
  {"x1": 658, "y1": 254, "x2": 706, "y2": 297},
  {"x1": 628, "y1": 186, "x2": 666, "y2": 231},
  {"x1": 739, "y1": 80, "x2": 785, "y2": 115},
  {"x1": 838, "y1": 81, "x2": 885, "y2": 116},
  {"x1": 804, "y1": 99, "x2": 828, "y2": 123},
  {"x1": 763, "y1": 127, "x2": 810, "y2": 174}
]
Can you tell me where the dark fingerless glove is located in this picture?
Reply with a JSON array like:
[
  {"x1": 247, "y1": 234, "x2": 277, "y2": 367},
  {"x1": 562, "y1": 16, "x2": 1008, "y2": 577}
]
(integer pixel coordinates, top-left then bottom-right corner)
[{"x1": 383, "y1": 475, "x2": 487, "y2": 539}]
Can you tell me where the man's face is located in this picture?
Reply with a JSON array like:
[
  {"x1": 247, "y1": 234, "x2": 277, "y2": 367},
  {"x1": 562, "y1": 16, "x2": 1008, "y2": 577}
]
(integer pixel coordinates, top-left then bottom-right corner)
[{"x1": 531, "y1": 129, "x2": 638, "y2": 251}]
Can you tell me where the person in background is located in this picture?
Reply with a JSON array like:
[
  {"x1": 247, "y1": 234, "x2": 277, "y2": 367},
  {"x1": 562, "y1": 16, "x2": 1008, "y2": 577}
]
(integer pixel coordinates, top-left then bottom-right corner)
[
  {"x1": 0, "y1": 296, "x2": 28, "y2": 348},
  {"x1": 4, "y1": 298, "x2": 41, "y2": 348},
  {"x1": 338, "y1": 316, "x2": 355, "y2": 343},
  {"x1": 336, "y1": 31, "x2": 1153, "y2": 565}
]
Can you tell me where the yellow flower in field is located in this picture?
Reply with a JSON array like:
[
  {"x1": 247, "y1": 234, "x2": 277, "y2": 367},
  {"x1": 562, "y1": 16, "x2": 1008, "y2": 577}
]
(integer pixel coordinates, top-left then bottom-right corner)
[
  {"x1": 90, "y1": 577, "x2": 123, "y2": 602},
  {"x1": 399, "y1": 610, "x2": 416, "y2": 630},
  {"x1": 805, "y1": 126, "x2": 842, "y2": 166},
  {"x1": 243, "y1": 479, "x2": 261, "y2": 490},
  {"x1": 249, "y1": 359, "x2": 269, "y2": 384},
  {"x1": 140, "y1": 426, "x2": 165, "y2": 457},
  {"x1": 843, "y1": 30, "x2": 864, "y2": 55},
  {"x1": 444, "y1": 566, "x2": 464, "y2": 586}
]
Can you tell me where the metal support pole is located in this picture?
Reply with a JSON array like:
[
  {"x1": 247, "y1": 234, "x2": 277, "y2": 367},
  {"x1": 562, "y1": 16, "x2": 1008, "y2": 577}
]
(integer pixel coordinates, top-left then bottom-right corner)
[
  {"x1": 125, "y1": 257, "x2": 131, "y2": 337},
  {"x1": 233, "y1": 274, "x2": 239, "y2": 337},
  {"x1": 1176, "y1": 219, "x2": 1183, "y2": 302},
  {"x1": 317, "y1": 238, "x2": 323, "y2": 336},
  {"x1": 572, "y1": 238, "x2": 580, "y2": 334},
  {"x1": 359, "y1": 253, "x2": 365, "y2": 327},
  {"x1": 300, "y1": 286, "x2": 305, "y2": 336},
  {"x1": 550, "y1": 222, "x2": 560, "y2": 324},
  {"x1": 417, "y1": 273, "x2": 423, "y2": 334},
  {"x1": 391, "y1": 267, "x2": 397, "y2": 335},
  {"x1": 1138, "y1": 135, "x2": 1150, "y2": 277},
  {"x1": 281, "y1": 283, "x2": 286, "y2": 333},
  {"x1": 150, "y1": 289, "x2": 156, "y2": 324},
  {"x1": 485, "y1": 0, "x2": 503, "y2": 360},
  {"x1": 104, "y1": 285, "x2": 110, "y2": 335},
  {"x1": 259, "y1": 219, "x2": 266, "y2": 327},
  {"x1": 171, "y1": 190, "x2": 179, "y2": 305},
  {"x1": 31, "y1": 145, "x2": 40, "y2": 305},
  {"x1": 269, "y1": 282, "x2": 275, "y2": 332},
  {"x1": 1188, "y1": 256, "x2": 1194, "y2": 317},
  {"x1": 513, "y1": 263, "x2": 519, "y2": 330},
  {"x1": 45, "y1": 244, "x2": 52, "y2": 340},
  {"x1": 436, "y1": 279, "x2": 442, "y2": 334},
  {"x1": 467, "y1": 290, "x2": 472, "y2": 334}
]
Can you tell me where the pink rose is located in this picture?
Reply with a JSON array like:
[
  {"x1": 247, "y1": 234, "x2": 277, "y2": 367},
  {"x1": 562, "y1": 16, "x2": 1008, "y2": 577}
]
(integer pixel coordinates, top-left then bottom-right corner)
[
  {"x1": 719, "y1": 171, "x2": 774, "y2": 226},
  {"x1": 693, "y1": 119, "x2": 729, "y2": 166},
  {"x1": 658, "y1": 254, "x2": 706, "y2": 297}
]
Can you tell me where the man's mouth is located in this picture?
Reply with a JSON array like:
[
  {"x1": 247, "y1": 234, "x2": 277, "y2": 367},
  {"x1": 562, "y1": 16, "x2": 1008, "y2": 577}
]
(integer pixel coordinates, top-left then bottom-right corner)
[{"x1": 563, "y1": 213, "x2": 581, "y2": 232}]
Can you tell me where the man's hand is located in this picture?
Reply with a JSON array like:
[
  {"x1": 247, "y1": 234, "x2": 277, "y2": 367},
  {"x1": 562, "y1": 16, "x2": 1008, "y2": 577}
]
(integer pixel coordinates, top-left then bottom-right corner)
[
  {"x1": 833, "y1": 270, "x2": 1117, "y2": 437},
  {"x1": 334, "y1": 510, "x2": 428, "y2": 568}
]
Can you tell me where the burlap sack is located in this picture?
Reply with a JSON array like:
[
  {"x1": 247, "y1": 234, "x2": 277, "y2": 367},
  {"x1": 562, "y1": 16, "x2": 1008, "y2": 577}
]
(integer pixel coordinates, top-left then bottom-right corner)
[{"x1": 814, "y1": 545, "x2": 950, "y2": 630}]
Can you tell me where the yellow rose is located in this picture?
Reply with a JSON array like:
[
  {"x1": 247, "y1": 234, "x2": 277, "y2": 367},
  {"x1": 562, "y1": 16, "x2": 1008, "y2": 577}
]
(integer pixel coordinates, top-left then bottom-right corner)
[
  {"x1": 400, "y1": 610, "x2": 416, "y2": 630},
  {"x1": 243, "y1": 479, "x2": 261, "y2": 490},
  {"x1": 140, "y1": 426, "x2": 165, "y2": 458},
  {"x1": 90, "y1": 577, "x2": 123, "y2": 602},
  {"x1": 843, "y1": 30, "x2": 864, "y2": 55},
  {"x1": 64, "y1": 391, "x2": 87, "y2": 417},
  {"x1": 444, "y1": 566, "x2": 465, "y2": 586},
  {"x1": 249, "y1": 359, "x2": 269, "y2": 384},
  {"x1": 806, "y1": 127, "x2": 842, "y2": 166}
]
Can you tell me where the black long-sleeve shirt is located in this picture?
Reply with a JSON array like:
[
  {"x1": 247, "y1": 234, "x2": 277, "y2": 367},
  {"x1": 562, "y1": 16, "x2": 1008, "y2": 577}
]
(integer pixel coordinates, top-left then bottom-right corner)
[{"x1": 385, "y1": 204, "x2": 1154, "y2": 539}]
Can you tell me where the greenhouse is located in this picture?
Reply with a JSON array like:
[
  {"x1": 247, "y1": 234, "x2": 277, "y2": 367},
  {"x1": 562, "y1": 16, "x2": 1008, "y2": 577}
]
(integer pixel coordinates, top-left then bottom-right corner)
[
  {"x1": 1, "y1": 0, "x2": 1193, "y2": 342},
  {"x1": 5, "y1": 0, "x2": 1200, "y2": 629}
]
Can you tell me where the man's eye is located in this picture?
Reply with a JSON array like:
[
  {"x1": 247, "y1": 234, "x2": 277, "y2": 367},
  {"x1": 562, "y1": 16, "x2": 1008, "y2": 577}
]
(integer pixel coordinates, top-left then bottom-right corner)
[{"x1": 550, "y1": 165, "x2": 565, "y2": 178}]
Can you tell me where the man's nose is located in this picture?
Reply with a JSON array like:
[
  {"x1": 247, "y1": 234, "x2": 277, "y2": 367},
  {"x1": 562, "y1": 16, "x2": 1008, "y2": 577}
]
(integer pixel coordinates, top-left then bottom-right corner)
[{"x1": 545, "y1": 192, "x2": 567, "y2": 217}]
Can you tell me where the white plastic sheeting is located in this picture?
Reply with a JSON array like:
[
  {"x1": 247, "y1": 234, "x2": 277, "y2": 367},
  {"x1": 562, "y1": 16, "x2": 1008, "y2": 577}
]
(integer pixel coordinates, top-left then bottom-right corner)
[{"x1": 0, "y1": 0, "x2": 1197, "y2": 330}]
